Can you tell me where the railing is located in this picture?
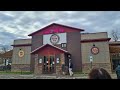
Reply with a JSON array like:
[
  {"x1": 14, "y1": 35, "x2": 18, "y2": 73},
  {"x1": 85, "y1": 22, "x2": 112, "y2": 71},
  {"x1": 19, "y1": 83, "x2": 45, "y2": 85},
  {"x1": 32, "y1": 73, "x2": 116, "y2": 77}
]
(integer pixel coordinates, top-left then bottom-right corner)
[{"x1": 0, "y1": 65, "x2": 11, "y2": 71}]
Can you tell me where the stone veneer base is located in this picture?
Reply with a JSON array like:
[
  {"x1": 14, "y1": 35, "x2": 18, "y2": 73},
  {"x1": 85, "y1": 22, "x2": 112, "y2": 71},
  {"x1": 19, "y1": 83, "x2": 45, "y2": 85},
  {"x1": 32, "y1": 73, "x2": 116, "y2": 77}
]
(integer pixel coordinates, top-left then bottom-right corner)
[
  {"x1": 82, "y1": 63, "x2": 112, "y2": 73},
  {"x1": 11, "y1": 64, "x2": 30, "y2": 72}
]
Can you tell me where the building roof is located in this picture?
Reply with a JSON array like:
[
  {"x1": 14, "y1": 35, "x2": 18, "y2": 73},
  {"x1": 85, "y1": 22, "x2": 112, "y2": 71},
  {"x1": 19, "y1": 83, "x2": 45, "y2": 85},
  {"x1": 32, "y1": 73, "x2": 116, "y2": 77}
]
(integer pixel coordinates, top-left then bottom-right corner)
[
  {"x1": 109, "y1": 41, "x2": 120, "y2": 46},
  {"x1": 0, "y1": 50, "x2": 13, "y2": 58},
  {"x1": 11, "y1": 44, "x2": 32, "y2": 47},
  {"x1": 109, "y1": 46, "x2": 120, "y2": 53},
  {"x1": 28, "y1": 23, "x2": 84, "y2": 36},
  {"x1": 31, "y1": 44, "x2": 69, "y2": 54}
]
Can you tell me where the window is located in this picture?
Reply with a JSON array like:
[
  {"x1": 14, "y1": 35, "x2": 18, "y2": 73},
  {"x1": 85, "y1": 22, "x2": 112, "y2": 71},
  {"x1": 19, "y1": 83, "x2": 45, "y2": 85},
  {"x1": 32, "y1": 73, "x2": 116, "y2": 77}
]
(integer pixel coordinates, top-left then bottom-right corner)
[{"x1": 61, "y1": 43, "x2": 67, "y2": 48}]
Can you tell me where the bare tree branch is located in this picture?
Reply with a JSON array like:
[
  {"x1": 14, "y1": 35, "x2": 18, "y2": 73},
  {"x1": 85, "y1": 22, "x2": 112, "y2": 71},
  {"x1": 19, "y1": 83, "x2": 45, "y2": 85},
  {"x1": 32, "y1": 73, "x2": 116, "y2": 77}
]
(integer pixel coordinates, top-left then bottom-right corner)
[{"x1": 111, "y1": 29, "x2": 119, "y2": 42}]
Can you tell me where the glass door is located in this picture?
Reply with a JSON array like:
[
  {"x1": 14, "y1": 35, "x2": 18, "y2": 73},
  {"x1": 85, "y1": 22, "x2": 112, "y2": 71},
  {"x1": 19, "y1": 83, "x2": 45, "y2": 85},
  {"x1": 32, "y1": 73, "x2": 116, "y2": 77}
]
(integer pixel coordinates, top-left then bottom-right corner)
[{"x1": 43, "y1": 55, "x2": 55, "y2": 74}]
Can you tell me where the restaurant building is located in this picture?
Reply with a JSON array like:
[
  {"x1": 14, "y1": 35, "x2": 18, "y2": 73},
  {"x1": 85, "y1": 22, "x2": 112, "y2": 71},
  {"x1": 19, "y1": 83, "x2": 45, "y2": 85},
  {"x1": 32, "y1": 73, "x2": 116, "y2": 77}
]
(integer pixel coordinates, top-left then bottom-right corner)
[{"x1": 11, "y1": 23, "x2": 114, "y2": 74}]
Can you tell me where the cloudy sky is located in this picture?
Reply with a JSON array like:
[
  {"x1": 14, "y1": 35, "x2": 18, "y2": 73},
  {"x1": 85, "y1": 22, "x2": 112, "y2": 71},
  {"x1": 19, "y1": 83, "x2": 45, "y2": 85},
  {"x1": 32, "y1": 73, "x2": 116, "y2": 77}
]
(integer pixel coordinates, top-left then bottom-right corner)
[{"x1": 0, "y1": 11, "x2": 120, "y2": 49}]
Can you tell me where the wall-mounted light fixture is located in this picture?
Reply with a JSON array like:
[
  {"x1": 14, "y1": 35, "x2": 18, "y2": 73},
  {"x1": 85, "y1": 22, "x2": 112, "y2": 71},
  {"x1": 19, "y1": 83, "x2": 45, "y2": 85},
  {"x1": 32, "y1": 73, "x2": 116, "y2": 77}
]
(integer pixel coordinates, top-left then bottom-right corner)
[{"x1": 93, "y1": 43, "x2": 95, "y2": 47}]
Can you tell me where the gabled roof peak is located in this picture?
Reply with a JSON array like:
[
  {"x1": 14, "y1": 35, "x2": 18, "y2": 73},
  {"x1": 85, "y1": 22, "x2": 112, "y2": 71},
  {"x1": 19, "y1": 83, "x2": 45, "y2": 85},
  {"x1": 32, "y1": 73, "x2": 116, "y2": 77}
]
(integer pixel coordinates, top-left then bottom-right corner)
[{"x1": 28, "y1": 23, "x2": 84, "y2": 36}]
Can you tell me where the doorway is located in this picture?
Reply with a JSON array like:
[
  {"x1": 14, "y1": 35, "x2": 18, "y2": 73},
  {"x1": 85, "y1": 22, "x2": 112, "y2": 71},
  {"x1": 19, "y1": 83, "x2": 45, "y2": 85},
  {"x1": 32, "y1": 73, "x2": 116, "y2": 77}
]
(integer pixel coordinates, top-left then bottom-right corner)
[{"x1": 43, "y1": 55, "x2": 55, "y2": 74}]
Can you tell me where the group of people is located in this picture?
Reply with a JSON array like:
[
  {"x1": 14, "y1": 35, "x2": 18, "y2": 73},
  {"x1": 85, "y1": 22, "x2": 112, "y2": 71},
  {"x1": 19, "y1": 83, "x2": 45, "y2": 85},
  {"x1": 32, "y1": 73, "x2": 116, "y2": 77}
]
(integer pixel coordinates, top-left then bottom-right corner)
[{"x1": 62, "y1": 59, "x2": 120, "y2": 79}]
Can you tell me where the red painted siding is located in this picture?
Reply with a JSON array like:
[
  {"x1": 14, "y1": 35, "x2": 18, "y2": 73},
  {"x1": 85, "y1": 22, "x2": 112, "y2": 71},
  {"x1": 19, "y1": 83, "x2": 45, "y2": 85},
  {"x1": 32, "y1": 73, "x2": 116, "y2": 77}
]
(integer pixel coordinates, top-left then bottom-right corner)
[
  {"x1": 29, "y1": 24, "x2": 83, "y2": 36},
  {"x1": 36, "y1": 45, "x2": 64, "y2": 55}
]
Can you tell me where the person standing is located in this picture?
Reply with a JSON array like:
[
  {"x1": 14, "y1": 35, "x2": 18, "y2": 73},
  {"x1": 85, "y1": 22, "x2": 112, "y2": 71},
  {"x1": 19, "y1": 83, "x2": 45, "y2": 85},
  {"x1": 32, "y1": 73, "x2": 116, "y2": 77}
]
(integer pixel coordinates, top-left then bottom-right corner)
[
  {"x1": 69, "y1": 59, "x2": 74, "y2": 76},
  {"x1": 115, "y1": 63, "x2": 120, "y2": 79}
]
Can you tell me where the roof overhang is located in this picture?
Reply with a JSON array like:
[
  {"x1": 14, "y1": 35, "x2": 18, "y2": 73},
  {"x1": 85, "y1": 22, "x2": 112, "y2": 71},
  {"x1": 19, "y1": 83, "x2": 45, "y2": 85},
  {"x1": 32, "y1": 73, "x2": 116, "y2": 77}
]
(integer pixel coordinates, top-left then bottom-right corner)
[
  {"x1": 11, "y1": 44, "x2": 32, "y2": 47},
  {"x1": 31, "y1": 44, "x2": 69, "y2": 54}
]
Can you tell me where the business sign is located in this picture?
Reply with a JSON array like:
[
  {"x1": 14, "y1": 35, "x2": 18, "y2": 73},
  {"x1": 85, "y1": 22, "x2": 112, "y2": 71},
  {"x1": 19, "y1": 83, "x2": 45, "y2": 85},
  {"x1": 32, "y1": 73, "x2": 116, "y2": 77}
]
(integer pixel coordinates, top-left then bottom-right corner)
[
  {"x1": 43, "y1": 29, "x2": 65, "y2": 34},
  {"x1": 18, "y1": 50, "x2": 24, "y2": 57},
  {"x1": 50, "y1": 34, "x2": 60, "y2": 44},
  {"x1": 89, "y1": 56, "x2": 93, "y2": 62},
  {"x1": 91, "y1": 47, "x2": 99, "y2": 55},
  {"x1": 43, "y1": 33, "x2": 67, "y2": 45}
]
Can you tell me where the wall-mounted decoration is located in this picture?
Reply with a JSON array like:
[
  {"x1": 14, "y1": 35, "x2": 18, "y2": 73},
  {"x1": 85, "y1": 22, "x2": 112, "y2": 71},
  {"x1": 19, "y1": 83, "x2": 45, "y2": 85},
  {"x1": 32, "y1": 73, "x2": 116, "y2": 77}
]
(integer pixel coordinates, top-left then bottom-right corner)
[
  {"x1": 18, "y1": 50, "x2": 24, "y2": 57},
  {"x1": 91, "y1": 47, "x2": 99, "y2": 55},
  {"x1": 50, "y1": 34, "x2": 60, "y2": 45}
]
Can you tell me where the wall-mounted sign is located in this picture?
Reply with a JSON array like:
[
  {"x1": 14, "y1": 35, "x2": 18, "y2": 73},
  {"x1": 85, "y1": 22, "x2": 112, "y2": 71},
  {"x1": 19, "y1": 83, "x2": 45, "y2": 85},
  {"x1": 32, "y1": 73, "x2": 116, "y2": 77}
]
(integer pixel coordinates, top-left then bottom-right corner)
[
  {"x1": 18, "y1": 50, "x2": 24, "y2": 57},
  {"x1": 91, "y1": 47, "x2": 99, "y2": 55},
  {"x1": 43, "y1": 33, "x2": 66, "y2": 45},
  {"x1": 89, "y1": 56, "x2": 93, "y2": 62},
  {"x1": 56, "y1": 58, "x2": 60, "y2": 63},
  {"x1": 39, "y1": 59, "x2": 42, "y2": 63},
  {"x1": 43, "y1": 29, "x2": 65, "y2": 34},
  {"x1": 50, "y1": 34, "x2": 60, "y2": 44}
]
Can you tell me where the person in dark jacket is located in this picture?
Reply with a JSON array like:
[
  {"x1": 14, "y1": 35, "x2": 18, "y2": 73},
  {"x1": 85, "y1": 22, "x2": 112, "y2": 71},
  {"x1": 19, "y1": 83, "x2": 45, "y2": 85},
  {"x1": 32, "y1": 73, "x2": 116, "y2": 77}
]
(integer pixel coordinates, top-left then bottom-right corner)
[
  {"x1": 69, "y1": 59, "x2": 74, "y2": 76},
  {"x1": 115, "y1": 63, "x2": 120, "y2": 79}
]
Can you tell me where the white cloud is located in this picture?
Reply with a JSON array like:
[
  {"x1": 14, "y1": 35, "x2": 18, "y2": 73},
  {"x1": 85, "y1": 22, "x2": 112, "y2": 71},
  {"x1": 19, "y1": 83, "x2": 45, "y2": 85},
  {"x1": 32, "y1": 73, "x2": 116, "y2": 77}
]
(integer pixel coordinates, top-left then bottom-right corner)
[{"x1": 0, "y1": 11, "x2": 120, "y2": 47}]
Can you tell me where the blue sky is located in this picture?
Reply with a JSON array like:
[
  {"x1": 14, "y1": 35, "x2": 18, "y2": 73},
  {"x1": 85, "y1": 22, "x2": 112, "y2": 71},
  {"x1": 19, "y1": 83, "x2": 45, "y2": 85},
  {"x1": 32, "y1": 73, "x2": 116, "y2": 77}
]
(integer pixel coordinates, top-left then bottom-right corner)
[{"x1": 0, "y1": 11, "x2": 120, "y2": 49}]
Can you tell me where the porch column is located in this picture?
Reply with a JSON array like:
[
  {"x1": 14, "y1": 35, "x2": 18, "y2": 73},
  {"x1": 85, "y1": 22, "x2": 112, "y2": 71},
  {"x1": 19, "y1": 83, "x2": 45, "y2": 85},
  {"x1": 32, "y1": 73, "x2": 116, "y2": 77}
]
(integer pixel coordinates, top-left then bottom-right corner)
[{"x1": 56, "y1": 53, "x2": 65, "y2": 75}]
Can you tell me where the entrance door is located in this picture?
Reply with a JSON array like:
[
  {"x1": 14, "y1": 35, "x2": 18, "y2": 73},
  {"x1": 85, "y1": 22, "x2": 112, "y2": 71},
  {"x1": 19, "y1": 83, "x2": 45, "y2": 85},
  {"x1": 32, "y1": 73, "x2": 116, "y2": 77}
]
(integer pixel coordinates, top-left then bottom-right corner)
[{"x1": 43, "y1": 56, "x2": 55, "y2": 74}]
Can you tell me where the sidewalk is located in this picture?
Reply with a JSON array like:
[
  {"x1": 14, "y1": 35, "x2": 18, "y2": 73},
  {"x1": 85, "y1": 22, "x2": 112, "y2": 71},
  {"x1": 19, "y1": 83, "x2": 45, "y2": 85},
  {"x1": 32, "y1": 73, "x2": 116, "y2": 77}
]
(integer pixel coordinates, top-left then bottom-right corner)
[{"x1": 0, "y1": 73, "x2": 117, "y2": 79}]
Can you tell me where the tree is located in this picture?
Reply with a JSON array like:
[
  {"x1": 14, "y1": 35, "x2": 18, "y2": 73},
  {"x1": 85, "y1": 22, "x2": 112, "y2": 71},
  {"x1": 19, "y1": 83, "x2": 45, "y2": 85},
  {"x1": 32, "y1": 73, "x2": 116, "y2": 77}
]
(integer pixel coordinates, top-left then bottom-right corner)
[
  {"x1": 0, "y1": 45, "x2": 11, "y2": 65},
  {"x1": 111, "y1": 29, "x2": 120, "y2": 42}
]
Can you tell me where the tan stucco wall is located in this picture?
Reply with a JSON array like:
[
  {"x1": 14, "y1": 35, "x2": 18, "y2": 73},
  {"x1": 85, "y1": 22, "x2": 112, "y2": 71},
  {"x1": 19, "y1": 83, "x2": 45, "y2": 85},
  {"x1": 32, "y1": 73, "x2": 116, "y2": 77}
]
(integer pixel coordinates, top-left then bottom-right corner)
[
  {"x1": 81, "y1": 42, "x2": 110, "y2": 63},
  {"x1": 81, "y1": 32, "x2": 108, "y2": 40},
  {"x1": 12, "y1": 46, "x2": 31, "y2": 64},
  {"x1": 12, "y1": 39, "x2": 31, "y2": 65},
  {"x1": 81, "y1": 32, "x2": 112, "y2": 73},
  {"x1": 14, "y1": 39, "x2": 31, "y2": 45}
]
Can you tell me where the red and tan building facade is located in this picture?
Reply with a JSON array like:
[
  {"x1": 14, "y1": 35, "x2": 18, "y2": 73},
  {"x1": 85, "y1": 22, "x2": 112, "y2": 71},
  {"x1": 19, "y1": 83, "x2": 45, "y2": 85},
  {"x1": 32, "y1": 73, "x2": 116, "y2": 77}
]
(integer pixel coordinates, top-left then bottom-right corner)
[{"x1": 11, "y1": 23, "x2": 115, "y2": 74}]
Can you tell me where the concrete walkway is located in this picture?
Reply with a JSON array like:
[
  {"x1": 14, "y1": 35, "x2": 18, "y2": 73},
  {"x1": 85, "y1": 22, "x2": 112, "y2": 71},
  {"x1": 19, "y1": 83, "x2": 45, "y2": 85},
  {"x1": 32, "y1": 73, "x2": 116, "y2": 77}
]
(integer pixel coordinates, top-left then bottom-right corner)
[{"x1": 0, "y1": 74, "x2": 117, "y2": 79}]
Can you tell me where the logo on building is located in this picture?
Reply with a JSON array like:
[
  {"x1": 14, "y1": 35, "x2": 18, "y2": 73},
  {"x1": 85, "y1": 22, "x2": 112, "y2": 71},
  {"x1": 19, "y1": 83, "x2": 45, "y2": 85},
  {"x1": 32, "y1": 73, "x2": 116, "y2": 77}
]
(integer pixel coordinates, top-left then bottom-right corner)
[
  {"x1": 18, "y1": 50, "x2": 24, "y2": 57},
  {"x1": 50, "y1": 34, "x2": 60, "y2": 44},
  {"x1": 91, "y1": 47, "x2": 99, "y2": 55}
]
